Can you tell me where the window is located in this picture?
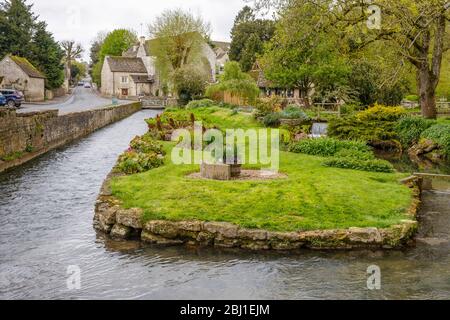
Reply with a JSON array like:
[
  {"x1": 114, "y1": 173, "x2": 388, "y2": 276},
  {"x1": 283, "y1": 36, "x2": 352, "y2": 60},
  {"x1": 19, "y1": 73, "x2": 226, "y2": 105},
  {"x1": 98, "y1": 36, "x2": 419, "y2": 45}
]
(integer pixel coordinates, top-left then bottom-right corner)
[{"x1": 121, "y1": 76, "x2": 129, "y2": 84}]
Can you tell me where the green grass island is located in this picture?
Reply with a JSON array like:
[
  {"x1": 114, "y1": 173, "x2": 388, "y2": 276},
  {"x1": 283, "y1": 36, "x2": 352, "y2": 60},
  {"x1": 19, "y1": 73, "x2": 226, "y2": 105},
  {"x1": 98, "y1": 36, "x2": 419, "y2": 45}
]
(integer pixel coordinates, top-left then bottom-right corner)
[{"x1": 94, "y1": 105, "x2": 421, "y2": 251}]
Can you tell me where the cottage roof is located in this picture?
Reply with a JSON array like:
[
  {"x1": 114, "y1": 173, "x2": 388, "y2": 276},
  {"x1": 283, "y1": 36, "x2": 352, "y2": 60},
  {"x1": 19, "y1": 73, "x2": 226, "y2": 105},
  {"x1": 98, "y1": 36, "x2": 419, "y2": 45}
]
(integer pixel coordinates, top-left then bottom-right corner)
[
  {"x1": 106, "y1": 57, "x2": 147, "y2": 73},
  {"x1": 9, "y1": 56, "x2": 46, "y2": 79},
  {"x1": 212, "y1": 41, "x2": 231, "y2": 51},
  {"x1": 130, "y1": 74, "x2": 154, "y2": 83},
  {"x1": 250, "y1": 61, "x2": 273, "y2": 88}
]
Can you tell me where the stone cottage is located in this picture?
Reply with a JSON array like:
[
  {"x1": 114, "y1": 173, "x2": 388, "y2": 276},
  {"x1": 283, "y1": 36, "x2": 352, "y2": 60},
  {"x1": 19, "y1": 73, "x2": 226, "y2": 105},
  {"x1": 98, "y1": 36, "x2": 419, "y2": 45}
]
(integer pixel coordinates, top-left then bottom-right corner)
[
  {"x1": 212, "y1": 41, "x2": 230, "y2": 74},
  {"x1": 101, "y1": 56, "x2": 153, "y2": 98},
  {"x1": 249, "y1": 61, "x2": 314, "y2": 106},
  {"x1": 101, "y1": 35, "x2": 218, "y2": 98},
  {"x1": 0, "y1": 55, "x2": 46, "y2": 102}
]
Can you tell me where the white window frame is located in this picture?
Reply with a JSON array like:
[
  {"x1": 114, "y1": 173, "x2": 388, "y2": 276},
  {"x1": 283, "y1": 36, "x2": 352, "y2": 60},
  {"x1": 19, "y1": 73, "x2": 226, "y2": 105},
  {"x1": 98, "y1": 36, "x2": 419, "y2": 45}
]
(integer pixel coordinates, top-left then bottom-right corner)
[{"x1": 121, "y1": 76, "x2": 129, "y2": 84}]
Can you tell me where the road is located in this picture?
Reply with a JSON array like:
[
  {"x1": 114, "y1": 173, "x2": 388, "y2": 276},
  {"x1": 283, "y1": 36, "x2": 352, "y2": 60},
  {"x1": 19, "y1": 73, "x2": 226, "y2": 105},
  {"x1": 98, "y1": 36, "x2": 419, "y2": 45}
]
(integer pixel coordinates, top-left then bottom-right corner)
[{"x1": 18, "y1": 87, "x2": 127, "y2": 115}]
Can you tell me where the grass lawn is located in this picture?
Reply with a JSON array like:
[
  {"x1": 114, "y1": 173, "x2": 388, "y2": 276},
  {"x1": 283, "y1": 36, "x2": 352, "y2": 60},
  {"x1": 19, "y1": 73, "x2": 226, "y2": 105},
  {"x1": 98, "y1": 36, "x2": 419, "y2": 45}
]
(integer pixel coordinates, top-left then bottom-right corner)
[
  {"x1": 111, "y1": 147, "x2": 413, "y2": 232},
  {"x1": 158, "y1": 106, "x2": 263, "y2": 130}
]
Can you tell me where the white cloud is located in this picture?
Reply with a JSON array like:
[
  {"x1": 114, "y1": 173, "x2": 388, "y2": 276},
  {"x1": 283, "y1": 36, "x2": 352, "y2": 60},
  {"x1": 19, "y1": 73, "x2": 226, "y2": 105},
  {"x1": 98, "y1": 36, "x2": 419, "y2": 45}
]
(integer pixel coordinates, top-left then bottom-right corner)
[{"x1": 30, "y1": 0, "x2": 246, "y2": 61}]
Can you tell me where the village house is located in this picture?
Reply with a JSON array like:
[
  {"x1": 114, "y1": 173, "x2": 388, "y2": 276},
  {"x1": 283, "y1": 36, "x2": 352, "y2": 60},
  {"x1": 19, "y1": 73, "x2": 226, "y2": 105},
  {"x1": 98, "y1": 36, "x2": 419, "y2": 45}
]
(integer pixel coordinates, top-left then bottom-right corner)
[
  {"x1": 249, "y1": 61, "x2": 314, "y2": 106},
  {"x1": 101, "y1": 36, "x2": 220, "y2": 99},
  {"x1": 212, "y1": 41, "x2": 230, "y2": 75},
  {"x1": 0, "y1": 55, "x2": 46, "y2": 102}
]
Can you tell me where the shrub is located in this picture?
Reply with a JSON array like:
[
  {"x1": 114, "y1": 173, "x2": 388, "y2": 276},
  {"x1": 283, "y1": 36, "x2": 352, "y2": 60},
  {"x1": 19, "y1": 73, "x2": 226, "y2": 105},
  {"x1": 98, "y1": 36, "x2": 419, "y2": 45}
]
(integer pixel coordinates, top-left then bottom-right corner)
[
  {"x1": 328, "y1": 104, "x2": 406, "y2": 146},
  {"x1": 280, "y1": 106, "x2": 310, "y2": 121},
  {"x1": 323, "y1": 157, "x2": 394, "y2": 173},
  {"x1": 421, "y1": 124, "x2": 450, "y2": 157},
  {"x1": 186, "y1": 99, "x2": 216, "y2": 109},
  {"x1": 173, "y1": 65, "x2": 208, "y2": 105},
  {"x1": 334, "y1": 149, "x2": 375, "y2": 161},
  {"x1": 263, "y1": 113, "x2": 282, "y2": 127},
  {"x1": 130, "y1": 134, "x2": 165, "y2": 155},
  {"x1": 117, "y1": 134, "x2": 165, "y2": 174},
  {"x1": 288, "y1": 138, "x2": 370, "y2": 157},
  {"x1": 117, "y1": 150, "x2": 164, "y2": 174},
  {"x1": 206, "y1": 62, "x2": 260, "y2": 105},
  {"x1": 356, "y1": 104, "x2": 406, "y2": 122},
  {"x1": 255, "y1": 96, "x2": 286, "y2": 117},
  {"x1": 404, "y1": 95, "x2": 419, "y2": 102},
  {"x1": 395, "y1": 117, "x2": 436, "y2": 147},
  {"x1": 340, "y1": 103, "x2": 363, "y2": 115}
]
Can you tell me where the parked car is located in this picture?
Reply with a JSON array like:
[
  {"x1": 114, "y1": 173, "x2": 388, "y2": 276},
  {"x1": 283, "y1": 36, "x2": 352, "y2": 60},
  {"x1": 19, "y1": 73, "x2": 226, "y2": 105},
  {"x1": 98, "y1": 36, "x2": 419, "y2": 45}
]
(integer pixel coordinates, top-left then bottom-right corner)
[
  {"x1": 78, "y1": 81, "x2": 84, "y2": 86},
  {"x1": 84, "y1": 82, "x2": 91, "y2": 88},
  {"x1": 0, "y1": 89, "x2": 24, "y2": 108},
  {"x1": 0, "y1": 93, "x2": 6, "y2": 106}
]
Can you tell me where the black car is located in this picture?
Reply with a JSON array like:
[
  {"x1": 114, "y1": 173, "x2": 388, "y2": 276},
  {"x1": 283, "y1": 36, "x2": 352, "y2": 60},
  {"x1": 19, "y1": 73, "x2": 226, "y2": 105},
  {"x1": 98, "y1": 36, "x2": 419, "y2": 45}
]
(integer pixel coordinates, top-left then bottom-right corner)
[{"x1": 0, "y1": 89, "x2": 24, "y2": 108}]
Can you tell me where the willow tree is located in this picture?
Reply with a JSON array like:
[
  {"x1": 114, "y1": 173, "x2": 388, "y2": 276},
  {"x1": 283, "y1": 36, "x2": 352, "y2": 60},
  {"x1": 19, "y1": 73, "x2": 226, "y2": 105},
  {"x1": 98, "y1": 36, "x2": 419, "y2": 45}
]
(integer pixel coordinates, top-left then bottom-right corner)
[
  {"x1": 252, "y1": 0, "x2": 450, "y2": 119},
  {"x1": 148, "y1": 9, "x2": 211, "y2": 89}
]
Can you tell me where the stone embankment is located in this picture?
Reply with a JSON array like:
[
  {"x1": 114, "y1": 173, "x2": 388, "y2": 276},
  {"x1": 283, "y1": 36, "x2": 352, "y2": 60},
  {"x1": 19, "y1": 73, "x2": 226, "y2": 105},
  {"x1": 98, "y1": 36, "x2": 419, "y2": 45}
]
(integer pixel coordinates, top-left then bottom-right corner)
[
  {"x1": 94, "y1": 172, "x2": 422, "y2": 251},
  {"x1": 0, "y1": 102, "x2": 141, "y2": 173}
]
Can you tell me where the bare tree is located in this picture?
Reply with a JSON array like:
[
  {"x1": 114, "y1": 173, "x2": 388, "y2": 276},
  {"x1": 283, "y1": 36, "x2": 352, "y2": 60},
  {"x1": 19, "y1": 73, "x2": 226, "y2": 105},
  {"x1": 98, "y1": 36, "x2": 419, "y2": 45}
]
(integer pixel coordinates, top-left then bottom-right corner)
[{"x1": 61, "y1": 40, "x2": 84, "y2": 82}]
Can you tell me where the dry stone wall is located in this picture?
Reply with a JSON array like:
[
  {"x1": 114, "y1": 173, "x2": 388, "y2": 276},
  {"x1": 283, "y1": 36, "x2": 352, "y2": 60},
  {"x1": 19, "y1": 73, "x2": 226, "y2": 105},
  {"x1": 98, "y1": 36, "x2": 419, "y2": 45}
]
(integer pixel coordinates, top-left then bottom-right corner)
[{"x1": 0, "y1": 102, "x2": 142, "y2": 172}]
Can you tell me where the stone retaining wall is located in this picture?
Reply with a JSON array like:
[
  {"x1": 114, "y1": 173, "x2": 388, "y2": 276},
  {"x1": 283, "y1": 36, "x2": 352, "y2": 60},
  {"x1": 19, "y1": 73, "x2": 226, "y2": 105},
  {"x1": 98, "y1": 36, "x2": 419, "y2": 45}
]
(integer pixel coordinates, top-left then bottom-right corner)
[
  {"x1": 94, "y1": 172, "x2": 422, "y2": 251},
  {"x1": 0, "y1": 102, "x2": 142, "y2": 173}
]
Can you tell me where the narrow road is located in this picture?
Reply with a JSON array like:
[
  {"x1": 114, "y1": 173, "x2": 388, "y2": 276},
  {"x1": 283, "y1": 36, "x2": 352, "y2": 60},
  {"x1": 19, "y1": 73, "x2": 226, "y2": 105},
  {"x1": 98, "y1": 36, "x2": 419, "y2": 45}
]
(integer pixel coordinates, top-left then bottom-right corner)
[{"x1": 18, "y1": 87, "x2": 128, "y2": 115}]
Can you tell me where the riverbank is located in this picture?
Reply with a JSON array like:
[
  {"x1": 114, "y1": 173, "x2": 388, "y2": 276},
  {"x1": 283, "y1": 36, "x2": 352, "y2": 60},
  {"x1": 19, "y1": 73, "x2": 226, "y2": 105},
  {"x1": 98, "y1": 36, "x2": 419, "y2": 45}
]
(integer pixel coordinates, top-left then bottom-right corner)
[{"x1": 0, "y1": 102, "x2": 142, "y2": 173}]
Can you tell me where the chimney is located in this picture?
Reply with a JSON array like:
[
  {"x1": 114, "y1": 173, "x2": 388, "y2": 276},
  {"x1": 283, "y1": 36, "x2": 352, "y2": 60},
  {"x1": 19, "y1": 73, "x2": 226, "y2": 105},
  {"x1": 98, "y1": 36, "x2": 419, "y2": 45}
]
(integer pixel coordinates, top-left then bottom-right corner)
[{"x1": 139, "y1": 36, "x2": 146, "y2": 45}]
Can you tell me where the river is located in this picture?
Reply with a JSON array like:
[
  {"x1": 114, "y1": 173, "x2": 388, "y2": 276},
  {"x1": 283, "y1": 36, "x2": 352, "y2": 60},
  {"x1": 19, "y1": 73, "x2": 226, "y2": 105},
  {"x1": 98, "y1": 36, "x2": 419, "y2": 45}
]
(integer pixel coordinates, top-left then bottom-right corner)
[{"x1": 0, "y1": 110, "x2": 449, "y2": 300}]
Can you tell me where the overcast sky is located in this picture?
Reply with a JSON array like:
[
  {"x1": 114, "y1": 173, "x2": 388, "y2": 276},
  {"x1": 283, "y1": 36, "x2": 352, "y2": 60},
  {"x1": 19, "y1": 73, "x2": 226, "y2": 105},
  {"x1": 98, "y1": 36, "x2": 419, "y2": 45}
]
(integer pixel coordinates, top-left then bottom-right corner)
[{"x1": 31, "y1": 0, "x2": 249, "y2": 62}]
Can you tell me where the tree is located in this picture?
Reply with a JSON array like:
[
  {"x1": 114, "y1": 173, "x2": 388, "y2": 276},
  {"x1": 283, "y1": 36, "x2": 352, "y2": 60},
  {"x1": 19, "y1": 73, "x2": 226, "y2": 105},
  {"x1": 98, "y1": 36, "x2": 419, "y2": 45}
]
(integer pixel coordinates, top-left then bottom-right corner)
[
  {"x1": 70, "y1": 61, "x2": 87, "y2": 83},
  {"x1": 206, "y1": 61, "x2": 260, "y2": 104},
  {"x1": 148, "y1": 9, "x2": 211, "y2": 87},
  {"x1": 229, "y1": 6, "x2": 275, "y2": 72},
  {"x1": 91, "y1": 29, "x2": 137, "y2": 86},
  {"x1": 0, "y1": 0, "x2": 64, "y2": 89},
  {"x1": 173, "y1": 65, "x2": 208, "y2": 105},
  {"x1": 89, "y1": 32, "x2": 106, "y2": 71},
  {"x1": 0, "y1": 0, "x2": 36, "y2": 58},
  {"x1": 253, "y1": 0, "x2": 450, "y2": 119},
  {"x1": 61, "y1": 40, "x2": 83, "y2": 83},
  {"x1": 260, "y1": 1, "x2": 350, "y2": 105},
  {"x1": 29, "y1": 21, "x2": 64, "y2": 89}
]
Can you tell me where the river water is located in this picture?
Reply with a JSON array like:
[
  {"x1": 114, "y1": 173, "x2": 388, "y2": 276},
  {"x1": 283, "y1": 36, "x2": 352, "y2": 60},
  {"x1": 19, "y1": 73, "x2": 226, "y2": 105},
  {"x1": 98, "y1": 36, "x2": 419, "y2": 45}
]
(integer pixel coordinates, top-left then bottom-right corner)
[{"x1": 0, "y1": 110, "x2": 449, "y2": 300}]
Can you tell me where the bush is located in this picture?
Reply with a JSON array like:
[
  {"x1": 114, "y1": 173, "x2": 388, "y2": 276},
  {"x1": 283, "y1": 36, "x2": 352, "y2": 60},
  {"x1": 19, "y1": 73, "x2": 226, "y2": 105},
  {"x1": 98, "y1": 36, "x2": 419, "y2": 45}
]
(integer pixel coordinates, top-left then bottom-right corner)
[
  {"x1": 323, "y1": 157, "x2": 394, "y2": 173},
  {"x1": 340, "y1": 103, "x2": 363, "y2": 116},
  {"x1": 186, "y1": 99, "x2": 216, "y2": 109},
  {"x1": 206, "y1": 62, "x2": 260, "y2": 105},
  {"x1": 255, "y1": 96, "x2": 286, "y2": 117},
  {"x1": 356, "y1": 104, "x2": 406, "y2": 122},
  {"x1": 395, "y1": 117, "x2": 436, "y2": 147},
  {"x1": 288, "y1": 138, "x2": 370, "y2": 157},
  {"x1": 404, "y1": 95, "x2": 419, "y2": 102},
  {"x1": 421, "y1": 124, "x2": 450, "y2": 157},
  {"x1": 130, "y1": 134, "x2": 166, "y2": 155},
  {"x1": 334, "y1": 149, "x2": 375, "y2": 161},
  {"x1": 263, "y1": 113, "x2": 282, "y2": 127},
  {"x1": 328, "y1": 104, "x2": 406, "y2": 146},
  {"x1": 173, "y1": 65, "x2": 209, "y2": 105},
  {"x1": 117, "y1": 151, "x2": 164, "y2": 174},
  {"x1": 280, "y1": 106, "x2": 310, "y2": 121},
  {"x1": 117, "y1": 134, "x2": 165, "y2": 174}
]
